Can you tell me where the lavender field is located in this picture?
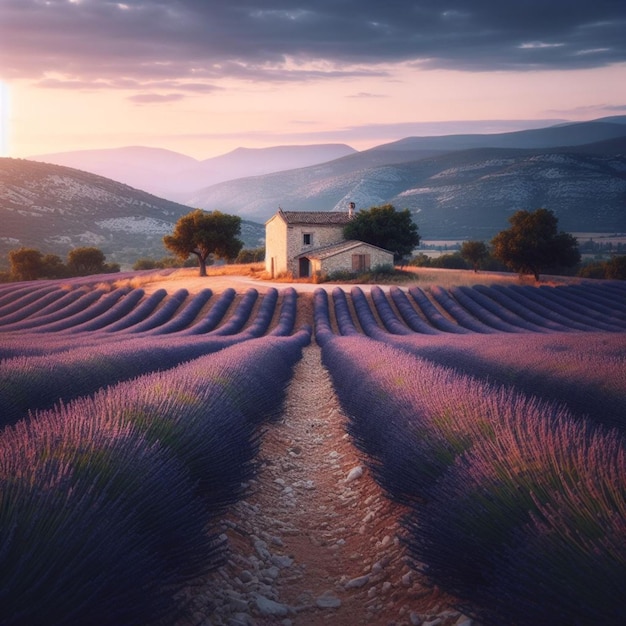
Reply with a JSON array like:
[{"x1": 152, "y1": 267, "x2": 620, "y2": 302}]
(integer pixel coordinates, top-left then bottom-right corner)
[
  {"x1": 1, "y1": 275, "x2": 625, "y2": 625},
  {"x1": 315, "y1": 281, "x2": 626, "y2": 625}
]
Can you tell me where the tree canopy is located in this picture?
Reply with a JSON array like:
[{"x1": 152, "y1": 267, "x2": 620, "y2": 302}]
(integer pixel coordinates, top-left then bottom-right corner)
[
  {"x1": 163, "y1": 209, "x2": 243, "y2": 276},
  {"x1": 8, "y1": 246, "x2": 118, "y2": 281},
  {"x1": 67, "y1": 247, "x2": 109, "y2": 276},
  {"x1": 9, "y1": 248, "x2": 44, "y2": 281},
  {"x1": 460, "y1": 240, "x2": 489, "y2": 272},
  {"x1": 491, "y1": 208, "x2": 580, "y2": 281},
  {"x1": 342, "y1": 204, "x2": 420, "y2": 264}
]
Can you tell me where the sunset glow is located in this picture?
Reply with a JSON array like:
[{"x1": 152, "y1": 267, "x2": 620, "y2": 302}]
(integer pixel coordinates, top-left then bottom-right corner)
[{"x1": 1, "y1": 1, "x2": 625, "y2": 159}]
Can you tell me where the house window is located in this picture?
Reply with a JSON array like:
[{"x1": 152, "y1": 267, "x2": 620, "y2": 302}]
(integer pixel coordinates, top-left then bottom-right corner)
[
  {"x1": 303, "y1": 233, "x2": 312, "y2": 245},
  {"x1": 352, "y1": 254, "x2": 371, "y2": 272}
]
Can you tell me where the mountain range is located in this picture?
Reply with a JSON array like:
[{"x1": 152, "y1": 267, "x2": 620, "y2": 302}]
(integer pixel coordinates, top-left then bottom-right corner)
[
  {"x1": 29, "y1": 143, "x2": 356, "y2": 198},
  {"x1": 2, "y1": 116, "x2": 626, "y2": 269},
  {"x1": 183, "y1": 118, "x2": 626, "y2": 238}
]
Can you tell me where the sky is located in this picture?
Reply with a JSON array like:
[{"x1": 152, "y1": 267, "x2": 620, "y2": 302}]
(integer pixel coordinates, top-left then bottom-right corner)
[{"x1": 1, "y1": 0, "x2": 625, "y2": 160}]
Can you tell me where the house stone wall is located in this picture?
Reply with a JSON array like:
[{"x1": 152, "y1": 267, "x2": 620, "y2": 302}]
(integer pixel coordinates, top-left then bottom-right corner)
[
  {"x1": 320, "y1": 244, "x2": 394, "y2": 275},
  {"x1": 265, "y1": 214, "x2": 289, "y2": 277},
  {"x1": 286, "y1": 224, "x2": 344, "y2": 275},
  {"x1": 265, "y1": 211, "x2": 393, "y2": 278}
]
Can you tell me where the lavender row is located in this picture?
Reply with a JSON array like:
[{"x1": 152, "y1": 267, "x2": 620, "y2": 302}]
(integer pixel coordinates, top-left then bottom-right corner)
[
  {"x1": 0, "y1": 287, "x2": 300, "y2": 359},
  {"x1": 507, "y1": 284, "x2": 625, "y2": 332},
  {"x1": 0, "y1": 286, "x2": 76, "y2": 328},
  {"x1": 386, "y1": 331, "x2": 626, "y2": 432},
  {"x1": 0, "y1": 332, "x2": 308, "y2": 625},
  {"x1": 388, "y1": 287, "x2": 441, "y2": 335},
  {"x1": 330, "y1": 288, "x2": 361, "y2": 335},
  {"x1": 269, "y1": 287, "x2": 299, "y2": 336},
  {"x1": 408, "y1": 286, "x2": 471, "y2": 333},
  {"x1": 314, "y1": 286, "x2": 626, "y2": 431},
  {"x1": 0, "y1": 297, "x2": 308, "y2": 426},
  {"x1": 538, "y1": 283, "x2": 626, "y2": 325},
  {"x1": 452, "y1": 285, "x2": 549, "y2": 332},
  {"x1": 312, "y1": 283, "x2": 625, "y2": 338},
  {"x1": 429, "y1": 285, "x2": 500, "y2": 333},
  {"x1": 0, "y1": 286, "x2": 110, "y2": 334},
  {"x1": 0, "y1": 283, "x2": 63, "y2": 321},
  {"x1": 320, "y1": 334, "x2": 626, "y2": 625},
  {"x1": 29, "y1": 286, "x2": 134, "y2": 333},
  {"x1": 2, "y1": 280, "x2": 624, "y2": 340},
  {"x1": 570, "y1": 280, "x2": 626, "y2": 315},
  {"x1": 0, "y1": 284, "x2": 245, "y2": 337},
  {"x1": 313, "y1": 289, "x2": 335, "y2": 341},
  {"x1": 348, "y1": 286, "x2": 395, "y2": 340},
  {"x1": 0, "y1": 335, "x2": 234, "y2": 426},
  {"x1": 448, "y1": 286, "x2": 531, "y2": 333}
]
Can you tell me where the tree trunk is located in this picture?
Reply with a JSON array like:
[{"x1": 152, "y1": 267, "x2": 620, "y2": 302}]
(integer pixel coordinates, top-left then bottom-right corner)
[{"x1": 197, "y1": 254, "x2": 207, "y2": 277}]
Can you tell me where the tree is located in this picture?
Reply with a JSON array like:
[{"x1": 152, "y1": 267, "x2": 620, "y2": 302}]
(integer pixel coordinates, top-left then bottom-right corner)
[
  {"x1": 236, "y1": 247, "x2": 265, "y2": 264},
  {"x1": 67, "y1": 247, "x2": 109, "y2": 275},
  {"x1": 491, "y1": 208, "x2": 580, "y2": 281},
  {"x1": 430, "y1": 252, "x2": 468, "y2": 270},
  {"x1": 580, "y1": 255, "x2": 626, "y2": 280},
  {"x1": 460, "y1": 240, "x2": 489, "y2": 272},
  {"x1": 343, "y1": 204, "x2": 420, "y2": 264},
  {"x1": 9, "y1": 247, "x2": 43, "y2": 281},
  {"x1": 41, "y1": 253, "x2": 68, "y2": 279},
  {"x1": 606, "y1": 255, "x2": 626, "y2": 280},
  {"x1": 163, "y1": 209, "x2": 243, "y2": 276}
]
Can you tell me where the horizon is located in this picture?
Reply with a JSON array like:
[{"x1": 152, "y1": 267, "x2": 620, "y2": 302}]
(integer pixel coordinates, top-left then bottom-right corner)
[
  {"x1": 1, "y1": 2, "x2": 625, "y2": 160},
  {"x1": 17, "y1": 116, "x2": 588, "y2": 161}
]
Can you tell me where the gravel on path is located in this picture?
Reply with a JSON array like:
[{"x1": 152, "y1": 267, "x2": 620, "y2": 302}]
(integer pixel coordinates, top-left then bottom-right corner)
[{"x1": 176, "y1": 344, "x2": 470, "y2": 626}]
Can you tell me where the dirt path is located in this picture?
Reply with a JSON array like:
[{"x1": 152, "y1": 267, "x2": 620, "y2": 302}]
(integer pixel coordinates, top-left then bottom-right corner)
[{"x1": 177, "y1": 344, "x2": 465, "y2": 626}]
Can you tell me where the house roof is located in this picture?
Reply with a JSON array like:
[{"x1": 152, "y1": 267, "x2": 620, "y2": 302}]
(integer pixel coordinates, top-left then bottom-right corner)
[
  {"x1": 278, "y1": 210, "x2": 353, "y2": 225},
  {"x1": 297, "y1": 239, "x2": 393, "y2": 260}
]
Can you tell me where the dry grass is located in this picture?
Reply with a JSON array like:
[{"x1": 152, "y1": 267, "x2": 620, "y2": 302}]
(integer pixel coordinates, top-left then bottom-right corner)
[
  {"x1": 397, "y1": 266, "x2": 573, "y2": 288},
  {"x1": 111, "y1": 263, "x2": 582, "y2": 296}
]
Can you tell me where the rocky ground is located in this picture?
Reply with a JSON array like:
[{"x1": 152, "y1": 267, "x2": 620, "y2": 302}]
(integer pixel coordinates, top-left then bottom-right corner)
[{"x1": 175, "y1": 343, "x2": 475, "y2": 626}]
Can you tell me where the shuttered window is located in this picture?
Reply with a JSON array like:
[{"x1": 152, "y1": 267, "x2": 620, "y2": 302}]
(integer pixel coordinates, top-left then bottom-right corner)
[{"x1": 352, "y1": 254, "x2": 371, "y2": 272}]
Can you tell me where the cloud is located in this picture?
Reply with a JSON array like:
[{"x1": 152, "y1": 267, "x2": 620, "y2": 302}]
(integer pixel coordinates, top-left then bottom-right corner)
[
  {"x1": 127, "y1": 93, "x2": 186, "y2": 104},
  {"x1": 147, "y1": 118, "x2": 570, "y2": 146},
  {"x1": 348, "y1": 92, "x2": 387, "y2": 99},
  {"x1": 545, "y1": 103, "x2": 626, "y2": 117},
  {"x1": 1, "y1": 0, "x2": 625, "y2": 88}
]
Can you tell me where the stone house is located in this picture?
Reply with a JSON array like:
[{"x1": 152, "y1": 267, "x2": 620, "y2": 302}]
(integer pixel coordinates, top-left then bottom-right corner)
[{"x1": 264, "y1": 207, "x2": 394, "y2": 278}]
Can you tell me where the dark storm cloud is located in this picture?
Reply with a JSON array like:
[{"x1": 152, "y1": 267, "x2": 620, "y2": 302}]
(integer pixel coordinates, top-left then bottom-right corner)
[{"x1": 1, "y1": 0, "x2": 625, "y2": 86}]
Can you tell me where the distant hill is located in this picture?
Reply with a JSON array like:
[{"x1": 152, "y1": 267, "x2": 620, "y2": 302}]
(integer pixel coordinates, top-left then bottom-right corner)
[
  {"x1": 29, "y1": 143, "x2": 357, "y2": 199},
  {"x1": 186, "y1": 120, "x2": 626, "y2": 238},
  {"x1": 5, "y1": 117, "x2": 626, "y2": 269},
  {"x1": 0, "y1": 158, "x2": 265, "y2": 269}
]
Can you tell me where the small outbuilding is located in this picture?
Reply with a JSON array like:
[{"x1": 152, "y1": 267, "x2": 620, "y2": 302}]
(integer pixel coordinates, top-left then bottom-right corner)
[{"x1": 265, "y1": 207, "x2": 394, "y2": 278}]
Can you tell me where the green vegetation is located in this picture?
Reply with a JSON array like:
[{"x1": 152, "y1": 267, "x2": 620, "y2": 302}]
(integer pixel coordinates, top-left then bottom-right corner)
[
  {"x1": 320, "y1": 264, "x2": 415, "y2": 284},
  {"x1": 343, "y1": 204, "x2": 420, "y2": 264},
  {"x1": 4, "y1": 246, "x2": 119, "y2": 282},
  {"x1": 491, "y1": 208, "x2": 580, "y2": 281},
  {"x1": 460, "y1": 240, "x2": 490, "y2": 272},
  {"x1": 132, "y1": 255, "x2": 196, "y2": 271},
  {"x1": 163, "y1": 209, "x2": 244, "y2": 277},
  {"x1": 578, "y1": 255, "x2": 626, "y2": 279},
  {"x1": 235, "y1": 246, "x2": 265, "y2": 264}
]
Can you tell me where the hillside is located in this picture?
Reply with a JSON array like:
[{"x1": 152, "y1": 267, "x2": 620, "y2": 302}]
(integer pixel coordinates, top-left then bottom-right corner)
[
  {"x1": 5, "y1": 117, "x2": 626, "y2": 269},
  {"x1": 29, "y1": 143, "x2": 357, "y2": 199},
  {"x1": 187, "y1": 134, "x2": 626, "y2": 238},
  {"x1": 0, "y1": 158, "x2": 265, "y2": 268}
]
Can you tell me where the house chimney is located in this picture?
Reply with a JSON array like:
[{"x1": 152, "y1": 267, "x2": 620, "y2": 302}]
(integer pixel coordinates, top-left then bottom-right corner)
[{"x1": 348, "y1": 201, "x2": 356, "y2": 218}]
